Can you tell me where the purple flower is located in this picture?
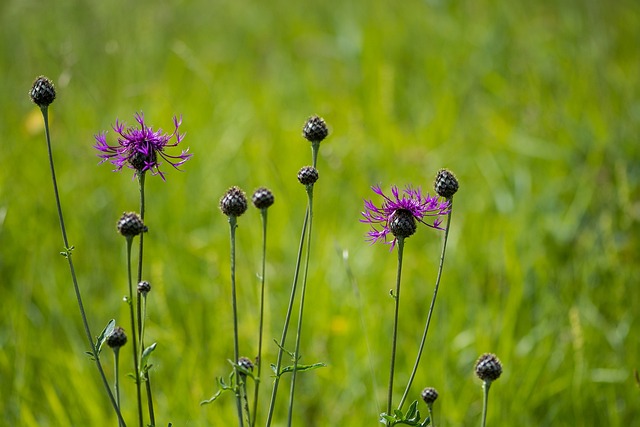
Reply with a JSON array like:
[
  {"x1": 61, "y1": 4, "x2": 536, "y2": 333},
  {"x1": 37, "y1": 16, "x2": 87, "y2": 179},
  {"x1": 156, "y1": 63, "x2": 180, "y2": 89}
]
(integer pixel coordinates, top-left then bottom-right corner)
[
  {"x1": 94, "y1": 112, "x2": 192, "y2": 180},
  {"x1": 360, "y1": 185, "x2": 450, "y2": 250}
]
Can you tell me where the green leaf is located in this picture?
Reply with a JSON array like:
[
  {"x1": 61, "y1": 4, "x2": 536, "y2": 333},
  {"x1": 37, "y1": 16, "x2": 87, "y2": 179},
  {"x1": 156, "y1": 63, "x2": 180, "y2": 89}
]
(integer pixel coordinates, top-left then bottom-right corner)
[
  {"x1": 278, "y1": 362, "x2": 326, "y2": 375},
  {"x1": 95, "y1": 319, "x2": 116, "y2": 356},
  {"x1": 141, "y1": 342, "x2": 157, "y2": 369}
]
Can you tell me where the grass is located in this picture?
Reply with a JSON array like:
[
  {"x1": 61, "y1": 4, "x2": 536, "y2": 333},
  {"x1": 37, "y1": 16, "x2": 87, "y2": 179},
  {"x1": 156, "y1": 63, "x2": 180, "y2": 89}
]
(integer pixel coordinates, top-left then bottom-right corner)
[{"x1": 1, "y1": 0, "x2": 639, "y2": 425}]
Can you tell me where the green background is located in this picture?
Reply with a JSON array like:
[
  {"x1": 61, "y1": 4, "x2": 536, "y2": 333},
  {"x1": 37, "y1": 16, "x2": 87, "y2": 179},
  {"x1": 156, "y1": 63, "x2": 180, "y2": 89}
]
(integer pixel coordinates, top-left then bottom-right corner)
[{"x1": 1, "y1": 0, "x2": 639, "y2": 425}]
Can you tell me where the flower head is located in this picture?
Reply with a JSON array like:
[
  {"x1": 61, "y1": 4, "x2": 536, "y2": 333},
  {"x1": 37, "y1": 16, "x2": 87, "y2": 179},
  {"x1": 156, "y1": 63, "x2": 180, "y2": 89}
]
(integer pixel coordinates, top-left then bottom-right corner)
[
  {"x1": 360, "y1": 185, "x2": 450, "y2": 250},
  {"x1": 252, "y1": 187, "x2": 275, "y2": 210},
  {"x1": 94, "y1": 112, "x2": 192, "y2": 180},
  {"x1": 106, "y1": 326, "x2": 127, "y2": 350},
  {"x1": 475, "y1": 353, "x2": 503, "y2": 383},
  {"x1": 117, "y1": 212, "x2": 147, "y2": 237},
  {"x1": 302, "y1": 115, "x2": 329, "y2": 143},
  {"x1": 30, "y1": 76, "x2": 56, "y2": 108},
  {"x1": 220, "y1": 186, "x2": 248, "y2": 217}
]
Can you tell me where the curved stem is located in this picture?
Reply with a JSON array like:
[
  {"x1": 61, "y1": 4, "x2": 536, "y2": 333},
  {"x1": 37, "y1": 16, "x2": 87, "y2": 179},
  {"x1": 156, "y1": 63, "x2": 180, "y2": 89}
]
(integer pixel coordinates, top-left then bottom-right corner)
[
  {"x1": 228, "y1": 216, "x2": 245, "y2": 427},
  {"x1": 126, "y1": 238, "x2": 144, "y2": 427},
  {"x1": 287, "y1": 186, "x2": 314, "y2": 426},
  {"x1": 386, "y1": 237, "x2": 405, "y2": 420},
  {"x1": 398, "y1": 203, "x2": 453, "y2": 410},
  {"x1": 265, "y1": 208, "x2": 309, "y2": 427},
  {"x1": 251, "y1": 208, "x2": 269, "y2": 426},
  {"x1": 40, "y1": 106, "x2": 126, "y2": 427}
]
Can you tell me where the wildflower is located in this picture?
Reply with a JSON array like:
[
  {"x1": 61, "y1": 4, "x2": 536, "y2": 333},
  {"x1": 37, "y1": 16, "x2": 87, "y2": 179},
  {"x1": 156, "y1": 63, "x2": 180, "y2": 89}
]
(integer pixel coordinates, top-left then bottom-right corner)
[
  {"x1": 252, "y1": 187, "x2": 275, "y2": 210},
  {"x1": 434, "y1": 169, "x2": 459, "y2": 199},
  {"x1": 475, "y1": 353, "x2": 503, "y2": 383},
  {"x1": 29, "y1": 76, "x2": 56, "y2": 108},
  {"x1": 302, "y1": 115, "x2": 329, "y2": 143},
  {"x1": 220, "y1": 186, "x2": 248, "y2": 217},
  {"x1": 94, "y1": 112, "x2": 192, "y2": 180},
  {"x1": 361, "y1": 185, "x2": 450, "y2": 250}
]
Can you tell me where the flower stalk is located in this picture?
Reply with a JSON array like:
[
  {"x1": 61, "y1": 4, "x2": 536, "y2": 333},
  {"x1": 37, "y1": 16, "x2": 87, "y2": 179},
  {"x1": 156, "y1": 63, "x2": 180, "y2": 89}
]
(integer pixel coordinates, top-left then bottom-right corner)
[{"x1": 32, "y1": 76, "x2": 126, "y2": 426}]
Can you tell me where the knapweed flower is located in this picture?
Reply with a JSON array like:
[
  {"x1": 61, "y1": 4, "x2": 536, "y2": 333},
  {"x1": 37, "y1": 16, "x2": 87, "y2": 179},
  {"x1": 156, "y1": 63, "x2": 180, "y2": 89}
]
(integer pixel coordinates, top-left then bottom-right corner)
[
  {"x1": 94, "y1": 112, "x2": 192, "y2": 180},
  {"x1": 361, "y1": 185, "x2": 450, "y2": 250}
]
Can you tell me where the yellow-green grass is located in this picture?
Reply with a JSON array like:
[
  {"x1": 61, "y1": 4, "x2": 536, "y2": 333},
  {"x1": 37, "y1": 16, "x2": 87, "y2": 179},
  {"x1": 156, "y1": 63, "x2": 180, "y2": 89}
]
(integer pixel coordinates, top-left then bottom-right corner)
[{"x1": 1, "y1": 0, "x2": 639, "y2": 425}]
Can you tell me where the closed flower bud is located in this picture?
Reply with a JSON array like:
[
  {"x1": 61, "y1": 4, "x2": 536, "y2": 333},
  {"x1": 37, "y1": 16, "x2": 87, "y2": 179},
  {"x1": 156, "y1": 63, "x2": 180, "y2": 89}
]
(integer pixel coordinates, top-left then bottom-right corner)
[
  {"x1": 220, "y1": 186, "x2": 248, "y2": 217},
  {"x1": 137, "y1": 281, "x2": 151, "y2": 295},
  {"x1": 297, "y1": 166, "x2": 319, "y2": 186},
  {"x1": 302, "y1": 115, "x2": 329, "y2": 143},
  {"x1": 421, "y1": 387, "x2": 439, "y2": 405},
  {"x1": 434, "y1": 169, "x2": 459, "y2": 199},
  {"x1": 30, "y1": 76, "x2": 56, "y2": 108},
  {"x1": 252, "y1": 187, "x2": 275, "y2": 210},
  {"x1": 475, "y1": 353, "x2": 503, "y2": 382},
  {"x1": 117, "y1": 212, "x2": 147, "y2": 237},
  {"x1": 106, "y1": 327, "x2": 127, "y2": 349}
]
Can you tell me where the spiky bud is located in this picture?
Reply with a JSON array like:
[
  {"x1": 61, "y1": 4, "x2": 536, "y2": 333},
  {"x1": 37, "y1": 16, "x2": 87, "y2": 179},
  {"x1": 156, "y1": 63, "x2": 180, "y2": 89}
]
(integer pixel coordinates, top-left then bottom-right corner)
[
  {"x1": 303, "y1": 115, "x2": 329, "y2": 143},
  {"x1": 220, "y1": 186, "x2": 248, "y2": 217},
  {"x1": 421, "y1": 387, "x2": 439, "y2": 405},
  {"x1": 252, "y1": 187, "x2": 275, "y2": 210},
  {"x1": 297, "y1": 166, "x2": 319, "y2": 186},
  {"x1": 30, "y1": 76, "x2": 56, "y2": 108},
  {"x1": 237, "y1": 357, "x2": 254, "y2": 378},
  {"x1": 117, "y1": 212, "x2": 148, "y2": 237},
  {"x1": 137, "y1": 281, "x2": 151, "y2": 295},
  {"x1": 434, "y1": 169, "x2": 459, "y2": 199},
  {"x1": 106, "y1": 326, "x2": 128, "y2": 349},
  {"x1": 389, "y1": 209, "x2": 417, "y2": 239},
  {"x1": 475, "y1": 353, "x2": 503, "y2": 382}
]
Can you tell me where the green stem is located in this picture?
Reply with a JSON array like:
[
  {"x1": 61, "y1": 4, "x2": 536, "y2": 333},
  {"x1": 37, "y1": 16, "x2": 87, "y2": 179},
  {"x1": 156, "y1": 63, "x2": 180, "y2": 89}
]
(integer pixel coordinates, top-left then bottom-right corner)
[
  {"x1": 398, "y1": 203, "x2": 453, "y2": 410},
  {"x1": 251, "y1": 208, "x2": 269, "y2": 427},
  {"x1": 126, "y1": 238, "x2": 144, "y2": 427},
  {"x1": 481, "y1": 381, "x2": 491, "y2": 427},
  {"x1": 40, "y1": 106, "x2": 126, "y2": 427},
  {"x1": 228, "y1": 216, "x2": 245, "y2": 427},
  {"x1": 387, "y1": 237, "x2": 405, "y2": 421},
  {"x1": 286, "y1": 186, "x2": 314, "y2": 427},
  {"x1": 136, "y1": 173, "x2": 156, "y2": 426},
  {"x1": 113, "y1": 348, "x2": 123, "y2": 427},
  {"x1": 265, "y1": 208, "x2": 309, "y2": 427}
]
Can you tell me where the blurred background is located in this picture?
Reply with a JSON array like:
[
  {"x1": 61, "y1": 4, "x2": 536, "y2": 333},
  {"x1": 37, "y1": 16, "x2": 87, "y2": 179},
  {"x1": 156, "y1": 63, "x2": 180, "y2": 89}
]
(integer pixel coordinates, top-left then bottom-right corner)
[{"x1": 1, "y1": 0, "x2": 639, "y2": 425}]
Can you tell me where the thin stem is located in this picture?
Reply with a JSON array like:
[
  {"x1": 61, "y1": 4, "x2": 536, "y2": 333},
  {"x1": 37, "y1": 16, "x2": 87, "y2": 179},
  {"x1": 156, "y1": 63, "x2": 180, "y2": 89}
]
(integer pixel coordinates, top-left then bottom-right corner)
[
  {"x1": 251, "y1": 208, "x2": 269, "y2": 427},
  {"x1": 265, "y1": 208, "x2": 309, "y2": 427},
  {"x1": 126, "y1": 238, "x2": 144, "y2": 427},
  {"x1": 241, "y1": 377, "x2": 251, "y2": 426},
  {"x1": 228, "y1": 216, "x2": 245, "y2": 427},
  {"x1": 287, "y1": 186, "x2": 314, "y2": 427},
  {"x1": 481, "y1": 381, "x2": 491, "y2": 427},
  {"x1": 398, "y1": 203, "x2": 453, "y2": 410},
  {"x1": 136, "y1": 173, "x2": 155, "y2": 426},
  {"x1": 40, "y1": 106, "x2": 126, "y2": 427},
  {"x1": 387, "y1": 237, "x2": 405, "y2": 420},
  {"x1": 113, "y1": 349, "x2": 123, "y2": 427}
]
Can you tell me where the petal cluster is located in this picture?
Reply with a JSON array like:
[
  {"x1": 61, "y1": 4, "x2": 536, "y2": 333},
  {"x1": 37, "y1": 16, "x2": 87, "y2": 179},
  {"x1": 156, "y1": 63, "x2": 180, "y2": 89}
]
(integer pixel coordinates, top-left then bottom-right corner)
[
  {"x1": 94, "y1": 112, "x2": 192, "y2": 180},
  {"x1": 360, "y1": 185, "x2": 450, "y2": 250}
]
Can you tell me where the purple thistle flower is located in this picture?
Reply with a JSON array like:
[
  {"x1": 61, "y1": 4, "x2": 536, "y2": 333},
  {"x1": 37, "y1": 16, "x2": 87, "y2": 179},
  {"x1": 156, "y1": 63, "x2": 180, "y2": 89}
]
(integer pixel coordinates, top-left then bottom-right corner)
[
  {"x1": 360, "y1": 185, "x2": 450, "y2": 250},
  {"x1": 94, "y1": 112, "x2": 192, "y2": 180}
]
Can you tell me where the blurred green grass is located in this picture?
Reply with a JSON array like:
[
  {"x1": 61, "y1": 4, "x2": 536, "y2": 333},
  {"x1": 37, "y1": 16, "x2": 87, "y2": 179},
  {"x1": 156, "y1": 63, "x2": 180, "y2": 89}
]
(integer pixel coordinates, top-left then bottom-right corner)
[{"x1": 1, "y1": 0, "x2": 639, "y2": 425}]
